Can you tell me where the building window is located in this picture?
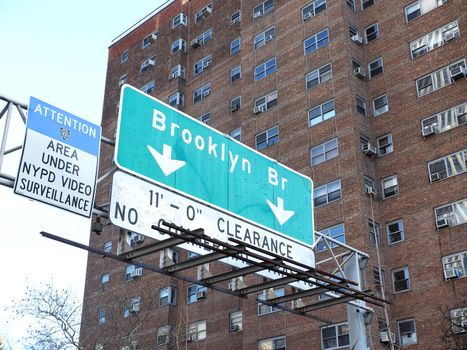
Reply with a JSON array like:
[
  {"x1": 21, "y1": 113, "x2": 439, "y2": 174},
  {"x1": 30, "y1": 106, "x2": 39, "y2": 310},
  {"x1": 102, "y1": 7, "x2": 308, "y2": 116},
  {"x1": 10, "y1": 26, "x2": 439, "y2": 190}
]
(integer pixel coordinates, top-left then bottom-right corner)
[
  {"x1": 170, "y1": 64, "x2": 185, "y2": 79},
  {"x1": 231, "y1": 10, "x2": 241, "y2": 24},
  {"x1": 187, "y1": 284, "x2": 208, "y2": 304},
  {"x1": 159, "y1": 248, "x2": 179, "y2": 267},
  {"x1": 316, "y1": 223, "x2": 345, "y2": 252},
  {"x1": 125, "y1": 264, "x2": 142, "y2": 281},
  {"x1": 140, "y1": 55, "x2": 156, "y2": 73},
  {"x1": 98, "y1": 308, "x2": 106, "y2": 324},
  {"x1": 306, "y1": 63, "x2": 332, "y2": 90},
  {"x1": 159, "y1": 287, "x2": 176, "y2": 306},
  {"x1": 314, "y1": 179, "x2": 342, "y2": 207},
  {"x1": 349, "y1": 24, "x2": 358, "y2": 37},
  {"x1": 364, "y1": 23, "x2": 379, "y2": 43},
  {"x1": 361, "y1": 0, "x2": 375, "y2": 9},
  {"x1": 392, "y1": 267, "x2": 410, "y2": 292},
  {"x1": 195, "y1": 4, "x2": 212, "y2": 23},
  {"x1": 193, "y1": 28, "x2": 213, "y2": 47},
  {"x1": 256, "y1": 126, "x2": 279, "y2": 150},
  {"x1": 382, "y1": 175, "x2": 398, "y2": 198},
  {"x1": 123, "y1": 296, "x2": 141, "y2": 317},
  {"x1": 168, "y1": 91, "x2": 184, "y2": 108},
  {"x1": 230, "y1": 96, "x2": 241, "y2": 113},
  {"x1": 231, "y1": 65, "x2": 242, "y2": 83},
  {"x1": 450, "y1": 307, "x2": 467, "y2": 334},
  {"x1": 377, "y1": 134, "x2": 393, "y2": 156},
  {"x1": 368, "y1": 57, "x2": 384, "y2": 78},
  {"x1": 121, "y1": 50, "x2": 129, "y2": 63},
  {"x1": 258, "y1": 336, "x2": 286, "y2": 350},
  {"x1": 141, "y1": 81, "x2": 155, "y2": 94},
  {"x1": 194, "y1": 55, "x2": 212, "y2": 75},
  {"x1": 416, "y1": 59, "x2": 466, "y2": 97},
  {"x1": 254, "y1": 57, "x2": 277, "y2": 81},
  {"x1": 435, "y1": 199, "x2": 467, "y2": 229},
  {"x1": 254, "y1": 26, "x2": 275, "y2": 50},
  {"x1": 229, "y1": 311, "x2": 242, "y2": 332},
  {"x1": 410, "y1": 21, "x2": 459, "y2": 59},
  {"x1": 428, "y1": 149, "x2": 467, "y2": 182},
  {"x1": 364, "y1": 175, "x2": 376, "y2": 193},
  {"x1": 397, "y1": 319, "x2": 417, "y2": 346},
  {"x1": 258, "y1": 288, "x2": 284, "y2": 315},
  {"x1": 373, "y1": 94, "x2": 388, "y2": 116},
  {"x1": 443, "y1": 251, "x2": 467, "y2": 280},
  {"x1": 311, "y1": 138, "x2": 338, "y2": 166},
  {"x1": 230, "y1": 127, "x2": 241, "y2": 141},
  {"x1": 308, "y1": 99, "x2": 335, "y2": 126},
  {"x1": 230, "y1": 37, "x2": 241, "y2": 55},
  {"x1": 356, "y1": 96, "x2": 367, "y2": 116},
  {"x1": 142, "y1": 33, "x2": 154, "y2": 49},
  {"x1": 198, "y1": 113, "x2": 211, "y2": 125},
  {"x1": 422, "y1": 102, "x2": 467, "y2": 135},
  {"x1": 373, "y1": 267, "x2": 385, "y2": 295},
  {"x1": 193, "y1": 84, "x2": 211, "y2": 104},
  {"x1": 157, "y1": 325, "x2": 173, "y2": 345},
  {"x1": 101, "y1": 273, "x2": 109, "y2": 287},
  {"x1": 321, "y1": 322, "x2": 349, "y2": 349},
  {"x1": 171, "y1": 39, "x2": 186, "y2": 54},
  {"x1": 254, "y1": 90, "x2": 277, "y2": 113},
  {"x1": 94, "y1": 343, "x2": 103, "y2": 350},
  {"x1": 302, "y1": 0, "x2": 326, "y2": 21},
  {"x1": 186, "y1": 320, "x2": 206, "y2": 342},
  {"x1": 346, "y1": 0, "x2": 355, "y2": 10},
  {"x1": 172, "y1": 13, "x2": 188, "y2": 28},
  {"x1": 405, "y1": 0, "x2": 447, "y2": 23},
  {"x1": 103, "y1": 241, "x2": 112, "y2": 253},
  {"x1": 253, "y1": 0, "x2": 275, "y2": 19},
  {"x1": 387, "y1": 220, "x2": 404, "y2": 244},
  {"x1": 304, "y1": 28, "x2": 329, "y2": 54},
  {"x1": 368, "y1": 219, "x2": 380, "y2": 245}
]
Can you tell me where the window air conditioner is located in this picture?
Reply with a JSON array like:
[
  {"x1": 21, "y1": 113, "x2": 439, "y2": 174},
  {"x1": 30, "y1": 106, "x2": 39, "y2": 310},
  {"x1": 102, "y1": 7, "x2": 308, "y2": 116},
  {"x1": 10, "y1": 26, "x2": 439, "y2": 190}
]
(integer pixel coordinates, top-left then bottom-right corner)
[
  {"x1": 196, "y1": 290, "x2": 207, "y2": 300},
  {"x1": 119, "y1": 79, "x2": 125, "y2": 86},
  {"x1": 151, "y1": 32, "x2": 158, "y2": 41},
  {"x1": 131, "y1": 234, "x2": 144, "y2": 245},
  {"x1": 130, "y1": 303, "x2": 140, "y2": 313},
  {"x1": 202, "y1": 90, "x2": 210, "y2": 97},
  {"x1": 443, "y1": 31, "x2": 457, "y2": 42},
  {"x1": 148, "y1": 59, "x2": 155, "y2": 66},
  {"x1": 254, "y1": 105, "x2": 266, "y2": 114},
  {"x1": 230, "y1": 324, "x2": 240, "y2": 332},
  {"x1": 169, "y1": 72, "x2": 177, "y2": 79},
  {"x1": 362, "y1": 143, "x2": 377, "y2": 156},
  {"x1": 430, "y1": 172, "x2": 441, "y2": 182},
  {"x1": 351, "y1": 34, "x2": 363, "y2": 44},
  {"x1": 157, "y1": 335, "x2": 170, "y2": 344},
  {"x1": 445, "y1": 269, "x2": 461, "y2": 280},
  {"x1": 450, "y1": 66, "x2": 467, "y2": 81},
  {"x1": 292, "y1": 299, "x2": 305, "y2": 309},
  {"x1": 266, "y1": 34, "x2": 274, "y2": 41},
  {"x1": 203, "y1": 6, "x2": 212, "y2": 15},
  {"x1": 379, "y1": 331, "x2": 396, "y2": 344},
  {"x1": 203, "y1": 61, "x2": 211, "y2": 68},
  {"x1": 422, "y1": 125, "x2": 437, "y2": 137},
  {"x1": 186, "y1": 333, "x2": 196, "y2": 342},
  {"x1": 436, "y1": 218, "x2": 450, "y2": 229},
  {"x1": 130, "y1": 268, "x2": 143, "y2": 278},
  {"x1": 366, "y1": 186, "x2": 376, "y2": 196},
  {"x1": 353, "y1": 67, "x2": 366, "y2": 78},
  {"x1": 191, "y1": 39, "x2": 200, "y2": 48},
  {"x1": 253, "y1": 11, "x2": 262, "y2": 19},
  {"x1": 231, "y1": 17, "x2": 240, "y2": 25},
  {"x1": 303, "y1": 12, "x2": 313, "y2": 20}
]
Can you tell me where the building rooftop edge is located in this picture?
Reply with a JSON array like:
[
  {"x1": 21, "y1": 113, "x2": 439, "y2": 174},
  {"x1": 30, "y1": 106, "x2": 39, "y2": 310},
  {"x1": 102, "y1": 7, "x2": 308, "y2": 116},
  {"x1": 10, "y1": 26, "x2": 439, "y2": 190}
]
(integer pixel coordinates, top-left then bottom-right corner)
[{"x1": 109, "y1": 0, "x2": 176, "y2": 47}]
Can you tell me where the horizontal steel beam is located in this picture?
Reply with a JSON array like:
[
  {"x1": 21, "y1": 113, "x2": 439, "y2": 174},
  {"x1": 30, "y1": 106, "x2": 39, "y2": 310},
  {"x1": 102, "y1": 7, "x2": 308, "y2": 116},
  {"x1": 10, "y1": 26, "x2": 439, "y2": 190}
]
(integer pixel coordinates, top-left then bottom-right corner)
[
  {"x1": 238, "y1": 275, "x2": 298, "y2": 295},
  {"x1": 297, "y1": 295, "x2": 355, "y2": 313},
  {"x1": 268, "y1": 287, "x2": 330, "y2": 304},
  {"x1": 121, "y1": 236, "x2": 187, "y2": 259},
  {"x1": 202, "y1": 264, "x2": 266, "y2": 284}
]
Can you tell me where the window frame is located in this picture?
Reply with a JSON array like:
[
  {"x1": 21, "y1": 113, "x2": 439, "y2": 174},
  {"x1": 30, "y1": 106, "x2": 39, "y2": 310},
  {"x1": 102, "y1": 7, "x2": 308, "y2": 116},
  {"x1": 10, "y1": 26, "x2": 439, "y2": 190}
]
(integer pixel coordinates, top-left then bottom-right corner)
[
  {"x1": 254, "y1": 57, "x2": 277, "y2": 81},
  {"x1": 254, "y1": 90, "x2": 277, "y2": 112},
  {"x1": 230, "y1": 96, "x2": 242, "y2": 113},
  {"x1": 121, "y1": 50, "x2": 129, "y2": 63},
  {"x1": 364, "y1": 23, "x2": 379, "y2": 44},
  {"x1": 187, "y1": 284, "x2": 208, "y2": 304},
  {"x1": 361, "y1": 0, "x2": 375, "y2": 10},
  {"x1": 368, "y1": 57, "x2": 384, "y2": 78},
  {"x1": 304, "y1": 28, "x2": 330, "y2": 55},
  {"x1": 314, "y1": 179, "x2": 342, "y2": 207},
  {"x1": 387, "y1": 219, "x2": 405, "y2": 245},
  {"x1": 410, "y1": 21, "x2": 459, "y2": 59},
  {"x1": 186, "y1": 320, "x2": 206, "y2": 342},
  {"x1": 308, "y1": 99, "x2": 335, "y2": 126},
  {"x1": 306, "y1": 63, "x2": 332, "y2": 90},
  {"x1": 230, "y1": 10, "x2": 241, "y2": 25},
  {"x1": 255, "y1": 126, "x2": 279, "y2": 150},
  {"x1": 172, "y1": 13, "x2": 188, "y2": 28},
  {"x1": 254, "y1": 26, "x2": 276, "y2": 50},
  {"x1": 197, "y1": 113, "x2": 211, "y2": 125},
  {"x1": 140, "y1": 80, "x2": 155, "y2": 94},
  {"x1": 421, "y1": 102, "x2": 467, "y2": 135},
  {"x1": 258, "y1": 335, "x2": 286, "y2": 350},
  {"x1": 373, "y1": 94, "x2": 389, "y2": 116},
  {"x1": 229, "y1": 311, "x2": 243, "y2": 331},
  {"x1": 230, "y1": 127, "x2": 241, "y2": 141},
  {"x1": 253, "y1": 0, "x2": 275, "y2": 19},
  {"x1": 435, "y1": 199, "x2": 467, "y2": 228},
  {"x1": 302, "y1": 0, "x2": 327, "y2": 21},
  {"x1": 159, "y1": 286, "x2": 177, "y2": 306},
  {"x1": 356, "y1": 96, "x2": 367, "y2": 116},
  {"x1": 316, "y1": 223, "x2": 345, "y2": 253},
  {"x1": 170, "y1": 64, "x2": 185, "y2": 79},
  {"x1": 397, "y1": 319, "x2": 417, "y2": 346},
  {"x1": 311, "y1": 138, "x2": 339, "y2": 166},
  {"x1": 168, "y1": 91, "x2": 184, "y2": 108},
  {"x1": 381, "y1": 175, "x2": 399, "y2": 199},
  {"x1": 171, "y1": 39, "x2": 186, "y2": 54},
  {"x1": 230, "y1": 37, "x2": 241, "y2": 55},
  {"x1": 321, "y1": 322, "x2": 350, "y2": 350},
  {"x1": 392, "y1": 267, "x2": 411, "y2": 293},
  {"x1": 258, "y1": 288, "x2": 285, "y2": 315},
  {"x1": 377, "y1": 133, "x2": 393, "y2": 156},
  {"x1": 428, "y1": 149, "x2": 467, "y2": 182},
  {"x1": 231, "y1": 65, "x2": 242, "y2": 83},
  {"x1": 195, "y1": 4, "x2": 213, "y2": 23},
  {"x1": 416, "y1": 59, "x2": 466, "y2": 97},
  {"x1": 194, "y1": 55, "x2": 212, "y2": 76},
  {"x1": 193, "y1": 84, "x2": 211, "y2": 104}
]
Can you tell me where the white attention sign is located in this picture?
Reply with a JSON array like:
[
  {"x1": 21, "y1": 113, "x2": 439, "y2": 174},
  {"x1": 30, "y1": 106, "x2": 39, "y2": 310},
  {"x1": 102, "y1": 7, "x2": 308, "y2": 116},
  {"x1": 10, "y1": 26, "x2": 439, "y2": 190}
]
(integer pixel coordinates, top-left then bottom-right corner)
[{"x1": 14, "y1": 97, "x2": 101, "y2": 217}]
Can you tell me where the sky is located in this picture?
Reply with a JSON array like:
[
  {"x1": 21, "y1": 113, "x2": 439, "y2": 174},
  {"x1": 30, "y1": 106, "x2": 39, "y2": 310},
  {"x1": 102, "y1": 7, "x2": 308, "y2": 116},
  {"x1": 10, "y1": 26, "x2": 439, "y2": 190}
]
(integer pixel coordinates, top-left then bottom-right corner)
[{"x1": 0, "y1": 0, "x2": 167, "y2": 347}]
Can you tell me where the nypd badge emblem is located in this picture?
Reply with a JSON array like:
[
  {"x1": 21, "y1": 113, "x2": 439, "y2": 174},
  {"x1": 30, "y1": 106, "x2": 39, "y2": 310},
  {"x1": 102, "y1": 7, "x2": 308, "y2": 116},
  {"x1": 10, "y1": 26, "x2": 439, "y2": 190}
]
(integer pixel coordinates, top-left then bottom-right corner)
[{"x1": 60, "y1": 127, "x2": 70, "y2": 140}]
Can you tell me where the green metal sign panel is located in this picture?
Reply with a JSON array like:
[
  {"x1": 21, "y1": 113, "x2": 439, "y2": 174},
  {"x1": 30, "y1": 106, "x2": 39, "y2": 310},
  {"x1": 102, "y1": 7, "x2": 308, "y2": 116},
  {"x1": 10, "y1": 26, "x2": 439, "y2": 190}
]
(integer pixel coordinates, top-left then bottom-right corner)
[{"x1": 115, "y1": 85, "x2": 314, "y2": 244}]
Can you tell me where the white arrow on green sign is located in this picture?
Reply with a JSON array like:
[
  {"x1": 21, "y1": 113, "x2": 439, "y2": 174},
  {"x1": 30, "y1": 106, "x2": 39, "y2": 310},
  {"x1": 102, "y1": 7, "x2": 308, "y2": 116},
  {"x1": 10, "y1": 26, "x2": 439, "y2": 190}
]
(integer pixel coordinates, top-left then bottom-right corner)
[{"x1": 115, "y1": 85, "x2": 314, "y2": 245}]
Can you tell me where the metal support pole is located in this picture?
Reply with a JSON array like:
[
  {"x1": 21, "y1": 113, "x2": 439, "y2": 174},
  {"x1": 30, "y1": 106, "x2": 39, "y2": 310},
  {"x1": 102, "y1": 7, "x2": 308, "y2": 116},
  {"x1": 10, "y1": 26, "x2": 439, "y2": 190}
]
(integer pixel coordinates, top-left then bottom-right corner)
[{"x1": 0, "y1": 102, "x2": 13, "y2": 171}]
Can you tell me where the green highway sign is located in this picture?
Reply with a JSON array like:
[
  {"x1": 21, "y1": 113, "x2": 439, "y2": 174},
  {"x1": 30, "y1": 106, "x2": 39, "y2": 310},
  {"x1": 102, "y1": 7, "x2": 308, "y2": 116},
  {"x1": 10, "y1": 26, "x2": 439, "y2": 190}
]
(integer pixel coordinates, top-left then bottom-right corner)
[{"x1": 115, "y1": 85, "x2": 314, "y2": 245}]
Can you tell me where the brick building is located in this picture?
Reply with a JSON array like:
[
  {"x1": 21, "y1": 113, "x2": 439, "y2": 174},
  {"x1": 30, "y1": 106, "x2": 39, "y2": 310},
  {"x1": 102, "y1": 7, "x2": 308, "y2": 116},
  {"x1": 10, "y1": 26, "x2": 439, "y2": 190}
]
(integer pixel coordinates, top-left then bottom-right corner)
[{"x1": 80, "y1": 0, "x2": 467, "y2": 349}]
